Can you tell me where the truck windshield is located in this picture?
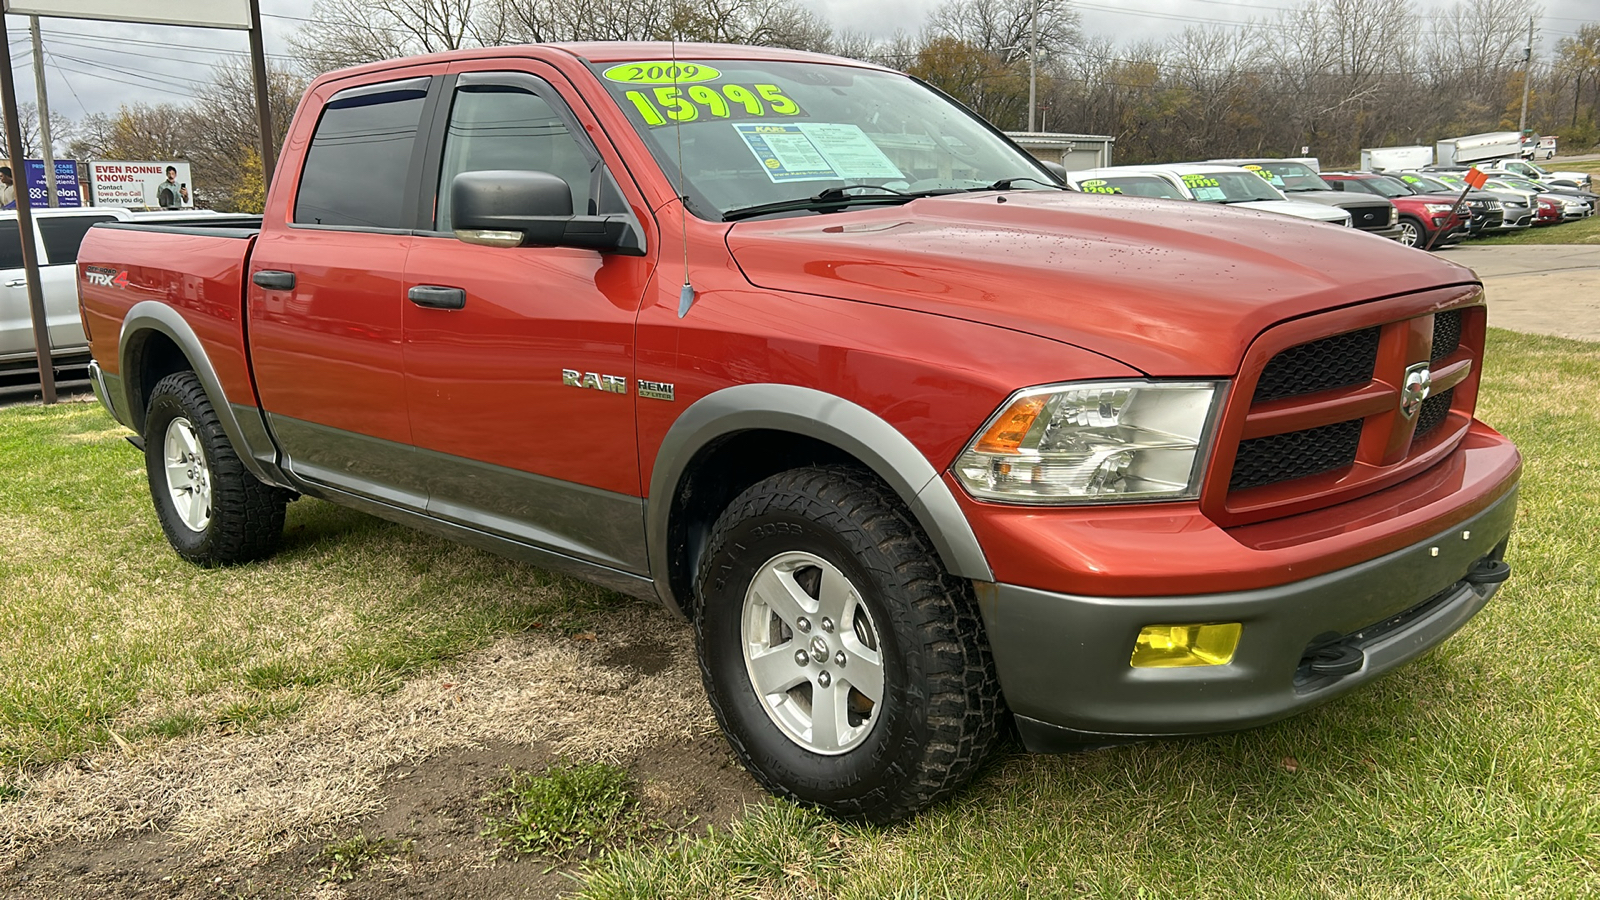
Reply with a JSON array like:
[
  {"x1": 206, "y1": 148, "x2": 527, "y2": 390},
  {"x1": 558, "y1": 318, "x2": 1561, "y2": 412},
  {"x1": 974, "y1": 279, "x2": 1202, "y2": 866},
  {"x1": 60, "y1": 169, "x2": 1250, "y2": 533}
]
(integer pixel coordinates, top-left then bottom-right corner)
[
  {"x1": 1181, "y1": 172, "x2": 1284, "y2": 203},
  {"x1": 1246, "y1": 162, "x2": 1332, "y2": 192},
  {"x1": 1343, "y1": 177, "x2": 1412, "y2": 199},
  {"x1": 586, "y1": 58, "x2": 1054, "y2": 219}
]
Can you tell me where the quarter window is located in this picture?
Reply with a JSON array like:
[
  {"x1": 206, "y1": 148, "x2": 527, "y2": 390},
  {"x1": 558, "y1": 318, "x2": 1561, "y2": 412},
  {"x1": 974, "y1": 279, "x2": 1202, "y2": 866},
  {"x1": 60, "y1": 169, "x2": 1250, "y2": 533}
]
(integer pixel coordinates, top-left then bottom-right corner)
[
  {"x1": 295, "y1": 79, "x2": 429, "y2": 229},
  {"x1": 0, "y1": 221, "x2": 22, "y2": 269}
]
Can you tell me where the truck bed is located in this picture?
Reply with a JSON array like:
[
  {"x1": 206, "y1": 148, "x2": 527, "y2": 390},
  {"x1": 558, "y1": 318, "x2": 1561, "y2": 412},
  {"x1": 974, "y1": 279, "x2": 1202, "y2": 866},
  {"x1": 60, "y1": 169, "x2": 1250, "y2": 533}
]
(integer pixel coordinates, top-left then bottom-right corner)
[{"x1": 77, "y1": 220, "x2": 262, "y2": 414}]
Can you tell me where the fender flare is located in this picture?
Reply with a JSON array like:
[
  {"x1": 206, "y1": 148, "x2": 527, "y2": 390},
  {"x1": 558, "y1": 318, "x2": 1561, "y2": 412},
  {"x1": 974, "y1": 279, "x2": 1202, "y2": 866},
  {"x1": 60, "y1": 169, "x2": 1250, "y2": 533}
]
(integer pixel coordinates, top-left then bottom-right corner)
[
  {"x1": 647, "y1": 383, "x2": 994, "y2": 613},
  {"x1": 118, "y1": 300, "x2": 290, "y2": 488}
]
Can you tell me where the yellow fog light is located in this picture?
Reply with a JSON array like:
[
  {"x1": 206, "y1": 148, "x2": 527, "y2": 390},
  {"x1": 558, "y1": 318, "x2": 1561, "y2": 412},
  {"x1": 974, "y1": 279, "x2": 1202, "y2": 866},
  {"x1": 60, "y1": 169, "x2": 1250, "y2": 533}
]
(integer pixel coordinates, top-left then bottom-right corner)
[{"x1": 1131, "y1": 623, "x2": 1242, "y2": 668}]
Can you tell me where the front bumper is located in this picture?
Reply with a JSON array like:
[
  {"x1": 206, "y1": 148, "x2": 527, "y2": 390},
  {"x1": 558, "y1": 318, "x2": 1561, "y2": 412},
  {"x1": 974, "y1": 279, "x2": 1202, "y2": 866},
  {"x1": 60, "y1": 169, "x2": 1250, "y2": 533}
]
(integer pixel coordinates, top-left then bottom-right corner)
[
  {"x1": 979, "y1": 485, "x2": 1517, "y2": 751},
  {"x1": 1358, "y1": 223, "x2": 1404, "y2": 241}
]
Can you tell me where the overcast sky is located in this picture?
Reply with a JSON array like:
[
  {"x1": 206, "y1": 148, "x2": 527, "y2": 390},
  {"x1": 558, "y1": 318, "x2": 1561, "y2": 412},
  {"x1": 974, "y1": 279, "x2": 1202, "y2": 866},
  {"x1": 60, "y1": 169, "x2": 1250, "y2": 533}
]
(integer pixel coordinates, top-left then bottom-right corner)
[{"x1": 3, "y1": 0, "x2": 1595, "y2": 138}]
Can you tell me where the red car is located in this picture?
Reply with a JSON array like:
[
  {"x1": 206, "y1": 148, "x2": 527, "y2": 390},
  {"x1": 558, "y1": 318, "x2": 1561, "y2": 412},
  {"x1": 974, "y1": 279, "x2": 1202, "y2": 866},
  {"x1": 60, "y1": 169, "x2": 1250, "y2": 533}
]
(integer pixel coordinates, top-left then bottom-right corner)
[
  {"x1": 1534, "y1": 195, "x2": 1563, "y2": 225},
  {"x1": 1323, "y1": 172, "x2": 1469, "y2": 248},
  {"x1": 76, "y1": 43, "x2": 1519, "y2": 820}
]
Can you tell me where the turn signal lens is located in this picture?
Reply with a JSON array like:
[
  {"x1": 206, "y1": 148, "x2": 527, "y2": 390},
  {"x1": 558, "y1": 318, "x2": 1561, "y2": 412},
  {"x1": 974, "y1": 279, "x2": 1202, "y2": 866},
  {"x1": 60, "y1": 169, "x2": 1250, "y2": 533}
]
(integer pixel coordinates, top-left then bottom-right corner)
[{"x1": 1131, "y1": 623, "x2": 1242, "y2": 668}]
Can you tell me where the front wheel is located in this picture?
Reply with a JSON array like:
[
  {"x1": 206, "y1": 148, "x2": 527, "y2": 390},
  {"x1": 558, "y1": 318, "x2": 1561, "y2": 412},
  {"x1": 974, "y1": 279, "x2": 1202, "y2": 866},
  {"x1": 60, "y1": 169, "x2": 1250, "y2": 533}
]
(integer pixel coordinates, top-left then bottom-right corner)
[
  {"x1": 694, "y1": 467, "x2": 1004, "y2": 822},
  {"x1": 1397, "y1": 217, "x2": 1423, "y2": 247},
  {"x1": 144, "y1": 371, "x2": 288, "y2": 566}
]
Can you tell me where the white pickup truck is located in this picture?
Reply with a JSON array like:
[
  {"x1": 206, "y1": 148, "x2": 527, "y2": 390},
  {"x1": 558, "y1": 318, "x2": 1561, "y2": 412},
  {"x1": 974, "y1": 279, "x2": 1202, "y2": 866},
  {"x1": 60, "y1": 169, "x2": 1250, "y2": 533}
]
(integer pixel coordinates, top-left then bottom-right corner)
[
  {"x1": 1066, "y1": 164, "x2": 1352, "y2": 226},
  {"x1": 1476, "y1": 158, "x2": 1592, "y2": 191}
]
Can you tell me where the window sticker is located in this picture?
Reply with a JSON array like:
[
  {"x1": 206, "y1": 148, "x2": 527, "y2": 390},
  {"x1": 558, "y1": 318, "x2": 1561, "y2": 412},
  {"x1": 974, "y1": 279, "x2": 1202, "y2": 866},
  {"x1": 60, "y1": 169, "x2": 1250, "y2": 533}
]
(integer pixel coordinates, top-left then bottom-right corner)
[
  {"x1": 1242, "y1": 165, "x2": 1284, "y2": 187},
  {"x1": 622, "y1": 83, "x2": 804, "y2": 127},
  {"x1": 1181, "y1": 174, "x2": 1221, "y2": 189},
  {"x1": 1078, "y1": 178, "x2": 1122, "y2": 194},
  {"x1": 1190, "y1": 186, "x2": 1227, "y2": 201},
  {"x1": 734, "y1": 123, "x2": 904, "y2": 183},
  {"x1": 603, "y1": 62, "x2": 722, "y2": 84}
]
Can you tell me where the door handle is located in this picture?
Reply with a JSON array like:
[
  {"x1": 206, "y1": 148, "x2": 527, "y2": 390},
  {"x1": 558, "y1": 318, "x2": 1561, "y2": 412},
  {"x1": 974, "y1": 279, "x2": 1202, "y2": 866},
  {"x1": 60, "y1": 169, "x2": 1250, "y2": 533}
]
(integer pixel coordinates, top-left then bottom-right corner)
[
  {"x1": 407, "y1": 285, "x2": 466, "y2": 310},
  {"x1": 6, "y1": 279, "x2": 23, "y2": 288},
  {"x1": 252, "y1": 270, "x2": 295, "y2": 291}
]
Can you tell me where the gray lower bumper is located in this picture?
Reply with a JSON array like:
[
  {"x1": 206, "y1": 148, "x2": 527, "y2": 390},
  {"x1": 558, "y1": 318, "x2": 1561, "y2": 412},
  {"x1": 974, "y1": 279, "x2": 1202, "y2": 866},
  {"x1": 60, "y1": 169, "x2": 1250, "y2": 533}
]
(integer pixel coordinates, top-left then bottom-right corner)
[{"x1": 979, "y1": 487, "x2": 1518, "y2": 751}]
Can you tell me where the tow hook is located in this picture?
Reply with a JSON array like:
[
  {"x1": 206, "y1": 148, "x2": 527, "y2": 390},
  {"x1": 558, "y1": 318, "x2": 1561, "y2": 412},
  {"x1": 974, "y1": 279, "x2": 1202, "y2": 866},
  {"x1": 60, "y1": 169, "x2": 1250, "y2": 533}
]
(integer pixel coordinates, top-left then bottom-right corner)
[
  {"x1": 1463, "y1": 558, "x2": 1511, "y2": 586},
  {"x1": 1304, "y1": 642, "x2": 1364, "y2": 677}
]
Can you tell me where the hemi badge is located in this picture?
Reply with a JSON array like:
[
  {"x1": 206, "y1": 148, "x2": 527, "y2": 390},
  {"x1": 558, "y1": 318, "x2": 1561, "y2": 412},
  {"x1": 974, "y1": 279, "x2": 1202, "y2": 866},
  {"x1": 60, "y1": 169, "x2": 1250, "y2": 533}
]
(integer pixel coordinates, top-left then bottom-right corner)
[{"x1": 638, "y1": 380, "x2": 675, "y2": 401}]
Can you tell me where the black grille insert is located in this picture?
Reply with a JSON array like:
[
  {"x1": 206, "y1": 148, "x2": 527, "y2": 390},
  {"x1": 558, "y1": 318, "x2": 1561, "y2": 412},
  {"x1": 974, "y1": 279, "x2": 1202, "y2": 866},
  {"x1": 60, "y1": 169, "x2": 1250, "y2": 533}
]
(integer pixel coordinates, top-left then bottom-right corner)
[
  {"x1": 1253, "y1": 327, "x2": 1380, "y2": 403},
  {"x1": 1431, "y1": 310, "x2": 1463, "y2": 362},
  {"x1": 1352, "y1": 206, "x2": 1388, "y2": 229},
  {"x1": 1414, "y1": 387, "x2": 1454, "y2": 440},
  {"x1": 1230, "y1": 419, "x2": 1364, "y2": 492}
]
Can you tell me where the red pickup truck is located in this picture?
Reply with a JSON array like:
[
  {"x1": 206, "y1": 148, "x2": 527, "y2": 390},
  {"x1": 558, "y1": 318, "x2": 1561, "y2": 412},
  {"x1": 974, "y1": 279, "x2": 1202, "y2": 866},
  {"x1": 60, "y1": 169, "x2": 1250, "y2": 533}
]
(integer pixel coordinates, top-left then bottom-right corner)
[{"x1": 78, "y1": 43, "x2": 1519, "y2": 821}]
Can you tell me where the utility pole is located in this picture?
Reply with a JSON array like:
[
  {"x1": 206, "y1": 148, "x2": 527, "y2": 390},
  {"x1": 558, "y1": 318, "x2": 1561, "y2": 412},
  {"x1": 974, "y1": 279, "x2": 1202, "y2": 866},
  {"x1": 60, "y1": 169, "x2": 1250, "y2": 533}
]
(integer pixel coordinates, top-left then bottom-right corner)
[
  {"x1": 1517, "y1": 15, "x2": 1534, "y2": 136},
  {"x1": 0, "y1": 14, "x2": 54, "y2": 403},
  {"x1": 1028, "y1": 0, "x2": 1038, "y2": 132},
  {"x1": 29, "y1": 16, "x2": 57, "y2": 208}
]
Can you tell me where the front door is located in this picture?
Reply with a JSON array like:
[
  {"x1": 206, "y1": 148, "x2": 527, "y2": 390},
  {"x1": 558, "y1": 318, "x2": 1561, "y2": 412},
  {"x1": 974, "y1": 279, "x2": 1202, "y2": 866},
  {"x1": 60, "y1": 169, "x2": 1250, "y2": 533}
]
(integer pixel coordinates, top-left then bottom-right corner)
[{"x1": 401, "y1": 67, "x2": 656, "y2": 572}]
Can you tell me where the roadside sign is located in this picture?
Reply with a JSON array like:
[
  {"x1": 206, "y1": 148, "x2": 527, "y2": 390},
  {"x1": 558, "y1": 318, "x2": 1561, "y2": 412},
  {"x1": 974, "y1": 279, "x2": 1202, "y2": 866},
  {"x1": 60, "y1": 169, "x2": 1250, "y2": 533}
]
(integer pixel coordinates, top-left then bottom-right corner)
[
  {"x1": 88, "y1": 160, "x2": 194, "y2": 209},
  {"x1": 22, "y1": 159, "x2": 79, "y2": 207},
  {"x1": 1, "y1": 0, "x2": 250, "y2": 29}
]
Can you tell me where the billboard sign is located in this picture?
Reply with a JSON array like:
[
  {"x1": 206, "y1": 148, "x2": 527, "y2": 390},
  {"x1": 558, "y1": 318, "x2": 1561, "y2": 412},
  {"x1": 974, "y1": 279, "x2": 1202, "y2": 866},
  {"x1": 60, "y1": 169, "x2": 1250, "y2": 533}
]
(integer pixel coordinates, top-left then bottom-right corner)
[
  {"x1": 22, "y1": 159, "x2": 81, "y2": 208},
  {"x1": 1, "y1": 1, "x2": 250, "y2": 29},
  {"x1": 88, "y1": 161, "x2": 194, "y2": 209}
]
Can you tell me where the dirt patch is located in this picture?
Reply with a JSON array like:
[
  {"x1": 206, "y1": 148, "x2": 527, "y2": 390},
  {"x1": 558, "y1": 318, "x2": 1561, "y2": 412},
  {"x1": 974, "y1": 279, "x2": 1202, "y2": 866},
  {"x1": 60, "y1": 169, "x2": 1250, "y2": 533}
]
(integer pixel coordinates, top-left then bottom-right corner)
[{"x1": 0, "y1": 605, "x2": 765, "y2": 898}]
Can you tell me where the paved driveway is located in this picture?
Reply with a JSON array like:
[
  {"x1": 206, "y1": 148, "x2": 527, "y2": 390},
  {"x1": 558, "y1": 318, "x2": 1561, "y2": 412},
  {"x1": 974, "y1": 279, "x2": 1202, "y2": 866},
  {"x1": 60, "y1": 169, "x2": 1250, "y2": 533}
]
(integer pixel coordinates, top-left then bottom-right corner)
[{"x1": 1439, "y1": 244, "x2": 1600, "y2": 342}]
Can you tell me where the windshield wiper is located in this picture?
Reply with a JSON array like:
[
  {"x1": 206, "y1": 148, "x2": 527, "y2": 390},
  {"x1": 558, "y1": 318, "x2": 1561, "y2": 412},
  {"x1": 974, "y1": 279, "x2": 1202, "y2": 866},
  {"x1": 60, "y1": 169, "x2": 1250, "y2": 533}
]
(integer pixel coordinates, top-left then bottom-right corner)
[
  {"x1": 981, "y1": 176, "x2": 1069, "y2": 191},
  {"x1": 722, "y1": 184, "x2": 912, "y2": 222}
]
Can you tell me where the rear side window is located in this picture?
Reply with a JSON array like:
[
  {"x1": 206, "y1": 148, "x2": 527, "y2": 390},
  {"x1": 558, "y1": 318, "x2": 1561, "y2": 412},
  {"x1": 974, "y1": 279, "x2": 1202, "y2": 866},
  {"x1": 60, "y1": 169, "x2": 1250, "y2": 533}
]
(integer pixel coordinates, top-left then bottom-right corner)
[
  {"x1": 39, "y1": 215, "x2": 117, "y2": 265},
  {"x1": 0, "y1": 221, "x2": 22, "y2": 269},
  {"x1": 294, "y1": 78, "x2": 429, "y2": 229}
]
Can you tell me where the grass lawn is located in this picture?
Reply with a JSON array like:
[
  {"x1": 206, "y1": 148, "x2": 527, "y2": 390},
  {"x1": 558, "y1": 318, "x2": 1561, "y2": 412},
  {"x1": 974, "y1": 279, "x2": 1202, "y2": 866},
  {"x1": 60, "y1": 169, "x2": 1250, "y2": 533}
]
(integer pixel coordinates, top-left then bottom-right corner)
[
  {"x1": 0, "y1": 401, "x2": 625, "y2": 775},
  {"x1": 578, "y1": 328, "x2": 1600, "y2": 899},
  {"x1": 0, "y1": 328, "x2": 1596, "y2": 897}
]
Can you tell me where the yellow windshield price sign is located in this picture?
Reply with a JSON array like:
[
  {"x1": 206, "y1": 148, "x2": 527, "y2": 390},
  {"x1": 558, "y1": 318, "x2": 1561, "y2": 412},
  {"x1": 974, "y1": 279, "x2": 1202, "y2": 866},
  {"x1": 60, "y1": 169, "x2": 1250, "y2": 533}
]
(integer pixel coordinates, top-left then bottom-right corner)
[
  {"x1": 603, "y1": 61, "x2": 723, "y2": 84},
  {"x1": 1079, "y1": 178, "x2": 1122, "y2": 194}
]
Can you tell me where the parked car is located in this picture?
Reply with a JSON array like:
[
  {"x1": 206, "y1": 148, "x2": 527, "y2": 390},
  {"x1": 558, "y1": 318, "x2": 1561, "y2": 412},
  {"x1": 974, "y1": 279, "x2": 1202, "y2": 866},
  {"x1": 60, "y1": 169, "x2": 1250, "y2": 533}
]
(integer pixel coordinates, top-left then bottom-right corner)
[
  {"x1": 1477, "y1": 158, "x2": 1592, "y2": 191},
  {"x1": 1069, "y1": 164, "x2": 1353, "y2": 225},
  {"x1": 1209, "y1": 158, "x2": 1401, "y2": 240},
  {"x1": 1322, "y1": 173, "x2": 1468, "y2": 248},
  {"x1": 1419, "y1": 171, "x2": 1535, "y2": 230},
  {"x1": 78, "y1": 42, "x2": 1520, "y2": 821},
  {"x1": 1481, "y1": 176, "x2": 1593, "y2": 221},
  {"x1": 0, "y1": 206, "x2": 134, "y2": 370},
  {"x1": 1372, "y1": 172, "x2": 1504, "y2": 235}
]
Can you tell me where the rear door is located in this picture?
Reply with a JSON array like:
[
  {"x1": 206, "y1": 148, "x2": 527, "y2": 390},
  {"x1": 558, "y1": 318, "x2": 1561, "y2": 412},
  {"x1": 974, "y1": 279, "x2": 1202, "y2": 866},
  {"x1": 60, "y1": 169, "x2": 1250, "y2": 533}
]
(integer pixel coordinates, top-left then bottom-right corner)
[
  {"x1": 399, "y1": 64, "x2": 656, "y2": 572},
  {"x1": 247, "y1": 71, "x2": 443, "y2": 507}
]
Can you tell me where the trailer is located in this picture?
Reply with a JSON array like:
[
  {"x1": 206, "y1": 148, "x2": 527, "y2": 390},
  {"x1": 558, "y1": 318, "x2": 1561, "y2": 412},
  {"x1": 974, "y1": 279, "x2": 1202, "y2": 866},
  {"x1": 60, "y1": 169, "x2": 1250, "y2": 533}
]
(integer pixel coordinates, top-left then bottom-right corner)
[
  {"x1": 1360, "y1": 146, "x2": 1434, "y2": 171},
  {"x1": 1436, "y1": 132, "x2": 1521, "y2": 166}
]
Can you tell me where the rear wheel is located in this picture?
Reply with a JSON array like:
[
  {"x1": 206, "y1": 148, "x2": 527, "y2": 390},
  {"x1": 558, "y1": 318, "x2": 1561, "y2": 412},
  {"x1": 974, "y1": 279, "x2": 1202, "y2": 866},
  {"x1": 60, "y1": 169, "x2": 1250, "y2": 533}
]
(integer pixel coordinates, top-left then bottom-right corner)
[
  {"x1": 695, "y1": 466, "x2": 1004, "y2": 822},
  {"x1": 1397, "y1": 216, "x2": 1423, "y2": 247},
  {"x1": 144, "y1": 371, "x2": 288, "y2": 566}
]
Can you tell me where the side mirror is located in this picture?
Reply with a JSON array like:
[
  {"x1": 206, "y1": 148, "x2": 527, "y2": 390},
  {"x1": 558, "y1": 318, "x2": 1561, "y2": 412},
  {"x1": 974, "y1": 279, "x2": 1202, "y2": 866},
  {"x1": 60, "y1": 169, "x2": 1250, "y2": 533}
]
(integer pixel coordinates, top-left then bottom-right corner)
[
  {"x1": 451, "y1": 170, "x2": 644, "y2": 255},
  {"x1": 1040, "y1": 160, "x2": 1069, "y2": 184}
]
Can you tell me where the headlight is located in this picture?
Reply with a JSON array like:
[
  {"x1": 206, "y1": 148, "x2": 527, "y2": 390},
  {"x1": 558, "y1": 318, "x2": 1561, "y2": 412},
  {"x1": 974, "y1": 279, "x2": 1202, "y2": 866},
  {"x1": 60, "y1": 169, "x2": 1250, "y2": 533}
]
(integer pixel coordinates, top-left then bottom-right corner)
[
  {"x1": 1389, "y1": 206, "x2": 1398, "y2": 224},
  {"x1": 954, "y1": 381, "x2": 1224, "y2": 504},
  {"x1": 1424, "y1": 203, "x2": 1455, "y2": 213}
]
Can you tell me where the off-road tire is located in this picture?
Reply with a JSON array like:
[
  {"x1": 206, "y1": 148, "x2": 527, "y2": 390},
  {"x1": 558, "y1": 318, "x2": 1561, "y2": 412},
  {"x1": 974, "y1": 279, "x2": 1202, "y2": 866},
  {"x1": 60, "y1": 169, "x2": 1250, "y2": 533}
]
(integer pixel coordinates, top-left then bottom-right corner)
[
  {"x1": 144, "y1": 371, "x2": 288, "y2": 566},
  {"x1": 695, "y1": 465, "x2": 1004, "y2": 822}
]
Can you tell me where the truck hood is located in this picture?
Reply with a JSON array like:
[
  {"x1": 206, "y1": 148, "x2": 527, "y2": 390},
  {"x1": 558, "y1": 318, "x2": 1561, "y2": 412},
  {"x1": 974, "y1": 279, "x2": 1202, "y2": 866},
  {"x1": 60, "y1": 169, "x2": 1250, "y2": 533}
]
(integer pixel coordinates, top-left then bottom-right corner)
[
  {"x1": 1283, "y1": 189, "x2": 1391, "y2": 211},
  {"x1": 725, "y1": 192, "x2": 1476, "y2": 376},
  {"x1": 1221, "y1": 198, "x2": 1349, "y2": 223}
]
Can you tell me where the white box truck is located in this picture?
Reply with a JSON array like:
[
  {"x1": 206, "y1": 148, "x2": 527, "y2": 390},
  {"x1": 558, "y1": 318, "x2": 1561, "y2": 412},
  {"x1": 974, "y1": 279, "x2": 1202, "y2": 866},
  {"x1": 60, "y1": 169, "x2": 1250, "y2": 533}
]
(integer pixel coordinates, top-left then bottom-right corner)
[
  {"x1": 1436, "y1": 132, "x2": 1522, "y2": 166},
  {"x1": 1360, "y1": 146, "x2": 1434, "y2": 171}
]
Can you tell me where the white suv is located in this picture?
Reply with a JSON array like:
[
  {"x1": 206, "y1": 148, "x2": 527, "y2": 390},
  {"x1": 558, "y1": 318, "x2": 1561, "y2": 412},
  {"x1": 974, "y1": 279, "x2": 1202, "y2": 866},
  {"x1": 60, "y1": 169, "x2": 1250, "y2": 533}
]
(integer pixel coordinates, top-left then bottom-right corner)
[
  {"x1": 0, "y1": 207, "x2": 135, "y2": 368},
  {"x1": 1068, "y1": 164, "x2": 1353, "y2": 226}
]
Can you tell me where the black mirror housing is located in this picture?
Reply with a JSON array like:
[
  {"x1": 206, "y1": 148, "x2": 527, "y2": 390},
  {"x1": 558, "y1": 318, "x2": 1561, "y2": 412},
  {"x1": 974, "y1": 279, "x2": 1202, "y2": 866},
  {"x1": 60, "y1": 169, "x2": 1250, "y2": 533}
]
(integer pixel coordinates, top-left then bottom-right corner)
[
  {"x1": 451, "y1": 170, "x2": 644, "y2": 255},
  {"x1": 1040, "y1": 160, "x2": 1069, "y2": 184}
]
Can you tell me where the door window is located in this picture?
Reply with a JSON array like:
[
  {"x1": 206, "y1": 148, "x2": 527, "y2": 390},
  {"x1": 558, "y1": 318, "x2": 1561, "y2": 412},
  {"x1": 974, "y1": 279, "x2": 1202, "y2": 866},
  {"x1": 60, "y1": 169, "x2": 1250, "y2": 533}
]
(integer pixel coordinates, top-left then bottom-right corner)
[
  {"x1": 39, "y1": 215, "x2": 117, "y2": 265},
  {"x1": 435, "y1": 81, "x2": 621, "y2": 232},
  {"x1": 294, "y1": 78, "x2": 430, "y2": 229}
]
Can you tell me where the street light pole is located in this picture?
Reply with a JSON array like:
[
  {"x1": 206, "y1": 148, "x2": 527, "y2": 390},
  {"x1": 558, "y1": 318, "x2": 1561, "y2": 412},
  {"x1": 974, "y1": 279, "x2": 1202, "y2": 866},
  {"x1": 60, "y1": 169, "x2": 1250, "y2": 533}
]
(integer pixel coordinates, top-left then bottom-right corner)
[{"x1": 1028, "y1": 0, "x2": 1038, "y2": 132}]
